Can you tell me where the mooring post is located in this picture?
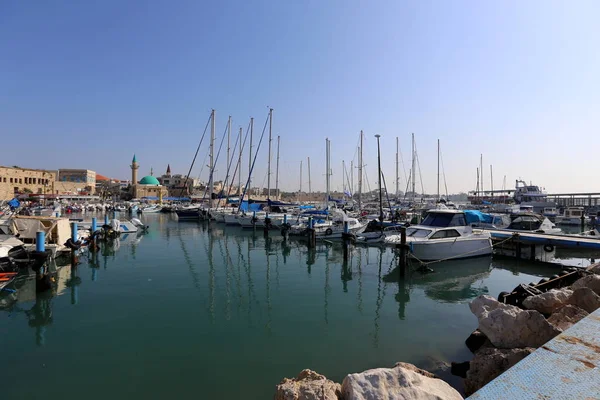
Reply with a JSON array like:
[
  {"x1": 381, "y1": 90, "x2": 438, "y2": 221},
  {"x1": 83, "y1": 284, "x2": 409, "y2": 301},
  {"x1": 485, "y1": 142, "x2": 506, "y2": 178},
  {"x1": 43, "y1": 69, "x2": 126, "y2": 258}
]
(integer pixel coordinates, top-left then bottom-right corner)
[
  {"x1": 283, "y1": 214, "x2": 287, "y2": 225},
  {"x1": 307, "y1": 217, "x2": 316, "y2": 248},
  {"x1": 104, "y1": 214, "x2": 109, "y2": 226},
  {"x1": 581, "y1": 213, "x2": 585, "y2": 232},
  {"x1": 342, "y1": 220, "x2": 350, "y2": 262},
  {"x1": 36, "y1": 231, "x2": 46, "y2": 253},
  {"x1": 71, "y1": 222, "x2": 78, "y2": 266},
  {"x1": 90, "y1": 217, "x2": 97, "y2": 253},
  {"x1": 399, "y1": 226, "x2": 407, "y2": 277},
  {"x1": 113, "y1": 210, "x2": 117, "y2": 220},
  {"x1": 515, "y1": 234, "x2": 522, "y2": 259},
  {"x1": 252, "y1": 211, "x2": 256, "y2": 230},
  {"x1": 263, "y1": 212, "x2": 269, "y2": 237},
  {"x1": 530, "y1": 244, "x2": 536, "y2": 261}
]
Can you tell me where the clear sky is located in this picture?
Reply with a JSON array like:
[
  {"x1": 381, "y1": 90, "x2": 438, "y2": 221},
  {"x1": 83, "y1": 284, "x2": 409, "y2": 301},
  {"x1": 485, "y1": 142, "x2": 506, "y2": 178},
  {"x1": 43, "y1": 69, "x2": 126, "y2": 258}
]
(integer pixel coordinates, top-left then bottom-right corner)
[{"x1": 2, "y1": 1, "x2": 599, "y2": 194}]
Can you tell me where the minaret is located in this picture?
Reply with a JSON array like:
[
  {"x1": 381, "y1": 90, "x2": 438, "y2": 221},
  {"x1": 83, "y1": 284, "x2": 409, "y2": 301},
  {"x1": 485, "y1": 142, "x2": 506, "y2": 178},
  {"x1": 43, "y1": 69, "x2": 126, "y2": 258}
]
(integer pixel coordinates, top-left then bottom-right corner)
[
  {"x1": 131, "y1": 154, "x2": 139, "y2": 184},
  {"x1": 166, "y1": 164, "x2": 171, "y2": 177}
]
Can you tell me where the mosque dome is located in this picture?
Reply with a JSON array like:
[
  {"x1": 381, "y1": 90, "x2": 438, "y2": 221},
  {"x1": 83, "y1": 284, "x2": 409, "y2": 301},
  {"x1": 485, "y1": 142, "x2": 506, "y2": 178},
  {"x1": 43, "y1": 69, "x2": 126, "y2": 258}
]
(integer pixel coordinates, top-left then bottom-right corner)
[{"x1": 139, "y1": 176, "x2": 160, "y2": 185}]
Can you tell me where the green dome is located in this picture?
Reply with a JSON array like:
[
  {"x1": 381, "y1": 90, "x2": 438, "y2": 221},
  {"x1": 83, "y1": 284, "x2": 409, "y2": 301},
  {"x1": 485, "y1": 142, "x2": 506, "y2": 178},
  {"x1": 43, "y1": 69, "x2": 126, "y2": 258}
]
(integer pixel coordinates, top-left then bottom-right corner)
[{"x1": 139, "y1": 176, "x2": 160, "y2": 185}]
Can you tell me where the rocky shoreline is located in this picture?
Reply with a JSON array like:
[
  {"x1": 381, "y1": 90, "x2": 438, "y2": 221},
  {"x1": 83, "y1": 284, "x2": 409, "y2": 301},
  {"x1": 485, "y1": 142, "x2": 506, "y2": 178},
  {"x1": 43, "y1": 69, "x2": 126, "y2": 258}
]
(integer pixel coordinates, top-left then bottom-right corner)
[{"x1": 274, "y1": 263, "x2": 600, "y2": 399}]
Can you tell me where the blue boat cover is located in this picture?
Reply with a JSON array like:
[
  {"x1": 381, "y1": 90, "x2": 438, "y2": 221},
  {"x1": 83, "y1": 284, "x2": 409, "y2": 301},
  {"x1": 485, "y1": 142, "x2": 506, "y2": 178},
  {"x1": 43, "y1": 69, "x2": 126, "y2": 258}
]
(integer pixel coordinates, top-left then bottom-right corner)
[
  {"x1": 464, "y1": 210, "x2": 494, "y2": 224},
  {"x1": 239, "y1": 201, "x2": 263, "y2": 212},
  {"x1": 8, "y1": 198, "x2": 20, "y2": 210}
]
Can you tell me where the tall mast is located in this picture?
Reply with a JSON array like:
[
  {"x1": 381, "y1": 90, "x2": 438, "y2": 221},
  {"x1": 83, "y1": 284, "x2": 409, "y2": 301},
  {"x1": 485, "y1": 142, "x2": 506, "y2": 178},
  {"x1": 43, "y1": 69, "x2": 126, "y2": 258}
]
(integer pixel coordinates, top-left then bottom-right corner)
[
  {"x1": 480, "y1": 154, "x2": 484, "y2": 196},
  {"x1": 375, "y1": 134, "x2": 383, "y2": 223},
  {"x1": 267, "y1": 108, "x2": 273, "y2": 200},
  {"x1": 209, "y1": 109, "x2": 215, "y2": 209},
  {"x1": 350, "y1": 160, "x2": 354, "y2": 198},
  {"x1": 490, "y1": 165, "x2": 494, "y2": 201},
  {"x1": 299, "y1": 160, "x2": 303, "y2": 200},
  {"x1": 437, "y1": 139, "x2": 440, "y2": 201},
  {"x1": 307, "y1": 157, "x2": 312, "y2": 195},
  {"x1": 326, "y1": 138, "x2": 331, "y2": 209},
  {"x1": 226, "y1": 116, "x2": 231, "y2": 192},
  {"x1": 342, "y1": 160, "x2": 346, "y2": 196},
  {"x1": 275, "y1": 135, "x2": 280, "y2": 200},
  {"x1": 249, "y1": 117, "x2": 253, "y2": 197},
  {"x1": 358, "y1": 130, "x2": 363, "y2": 210},
  {"x1": 395, "y1": 137, "x2": 399, "y2": 199},
  {"x1": 238, "y1": 127, "x2": 242, "y2": 196},
  {"x1": 411, "y1": 133, "x2": 416, "y2": 203},
  {"x1": 476, "y1": 168, "x2": 480, "y2": 198}
]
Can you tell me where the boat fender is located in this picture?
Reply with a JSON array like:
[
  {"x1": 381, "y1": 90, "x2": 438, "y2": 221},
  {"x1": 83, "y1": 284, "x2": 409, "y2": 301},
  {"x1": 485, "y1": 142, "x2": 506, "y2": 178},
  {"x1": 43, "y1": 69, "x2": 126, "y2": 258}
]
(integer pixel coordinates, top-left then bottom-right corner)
[
  {"x1": 543, "y1": 244, "x2": 554, "y2": 253},
  {"x1": 325, "y1": 228, "x2": 333, "y2": 236}
]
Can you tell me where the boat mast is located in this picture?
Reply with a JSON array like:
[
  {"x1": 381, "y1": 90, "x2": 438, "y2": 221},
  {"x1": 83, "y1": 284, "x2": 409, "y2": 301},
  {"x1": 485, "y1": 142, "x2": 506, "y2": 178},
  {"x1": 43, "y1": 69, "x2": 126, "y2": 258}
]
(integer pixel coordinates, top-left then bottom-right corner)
[
  {"x1": 480, "y1": 154, "x2": 484, "y2": 197},
  {"x1": 490, "y1": 165, "x2": 494, "y2": 202},
  {"x1": 437, "y1": 139, "x2": 440, "y2": 201},
  {"x1": 267, "y1": 108, "x2": 273, "y2": 200},
  {"x1": 238, "y1": 127, "x2": 242, "y2": 197},
  {"x1": 307, "y1": 157, "x2": 311, "y2": 196},
  {"x1": 275, "y1": 135, "x2": 280, "y2": 200},
  {"x1": 226, "y1": 116, "x2": 231, "y2": 197},
  {"x1": 209, "y1": 109, "x2": 215, "y2": 209},
  {"x1": 395, "y1": 137, "x2": 399, "y2": 199},
  {"x1": 342, "y1": 160, "x2": 346, "y2": 198},
  {"x1": 358, "y1": 130, "x2": 363, "y2": 210},
  {"x1": 375, "y1": 134, "x2": 383, "y2": 223},
  {"x1": 325, "y1": 138, "x2": 331, "y2": 209},
  {"x1": 248, "y1": 117, "x2": 253, "y2": 197},
  {"x1": 350, "y1": 160, "x2": 354, "y2": 199},
  {"x1": 411, "y1": 133, "x2": 416, "y2": 203},
  {"x1": 299, "y1": 160, "x2": 303, "y2": 202}
]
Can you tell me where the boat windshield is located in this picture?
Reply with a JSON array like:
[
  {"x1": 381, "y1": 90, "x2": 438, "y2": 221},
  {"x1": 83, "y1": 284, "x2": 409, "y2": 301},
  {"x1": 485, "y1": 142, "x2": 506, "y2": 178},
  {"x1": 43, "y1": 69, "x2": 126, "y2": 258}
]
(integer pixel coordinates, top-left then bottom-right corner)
[
  {"x1": 406, "y1": 228, "x2": 432, "y2": 238},
  {"x1": 421, "y1": 212, "x2": 467, "y2": 227},
  {"x1": 507, "y1": 216, "x2": 542, "y2": 231}
]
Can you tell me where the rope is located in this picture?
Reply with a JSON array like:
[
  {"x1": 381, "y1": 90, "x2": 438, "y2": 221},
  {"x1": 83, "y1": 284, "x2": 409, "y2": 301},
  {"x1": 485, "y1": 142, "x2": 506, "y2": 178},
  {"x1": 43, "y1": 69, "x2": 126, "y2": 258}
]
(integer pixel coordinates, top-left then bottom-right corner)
[{"x1": 409, "y1": 235, "x2": 514, "y2": 267}]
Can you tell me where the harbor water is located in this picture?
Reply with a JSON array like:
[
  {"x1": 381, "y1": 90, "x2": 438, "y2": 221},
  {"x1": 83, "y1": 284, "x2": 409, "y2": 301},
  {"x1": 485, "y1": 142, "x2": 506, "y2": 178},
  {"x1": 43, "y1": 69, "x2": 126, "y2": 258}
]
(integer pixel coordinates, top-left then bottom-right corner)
[{"x1": 0, "y1": 214, "x2": 593, "y2": 399}]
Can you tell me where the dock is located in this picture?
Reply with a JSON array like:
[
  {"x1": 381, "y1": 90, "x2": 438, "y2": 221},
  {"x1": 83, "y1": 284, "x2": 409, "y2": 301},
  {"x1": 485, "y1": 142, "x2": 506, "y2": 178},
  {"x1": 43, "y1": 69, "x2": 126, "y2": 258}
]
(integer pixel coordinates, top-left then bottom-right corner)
[
  {"x1": 467, "y1": 306, "x2": 600, "y2": 399},
  {"x1": 489, "y1": 230, "x2": 600, "y2": 250}
]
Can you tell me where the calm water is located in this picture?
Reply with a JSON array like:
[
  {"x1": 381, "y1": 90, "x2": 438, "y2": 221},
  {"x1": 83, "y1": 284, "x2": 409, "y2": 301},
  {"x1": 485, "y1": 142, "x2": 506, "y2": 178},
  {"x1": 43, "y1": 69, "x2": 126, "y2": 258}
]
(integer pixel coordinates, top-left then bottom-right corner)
[{"x1": 0, "y1": 214, "x2": 586, "y2": 399}]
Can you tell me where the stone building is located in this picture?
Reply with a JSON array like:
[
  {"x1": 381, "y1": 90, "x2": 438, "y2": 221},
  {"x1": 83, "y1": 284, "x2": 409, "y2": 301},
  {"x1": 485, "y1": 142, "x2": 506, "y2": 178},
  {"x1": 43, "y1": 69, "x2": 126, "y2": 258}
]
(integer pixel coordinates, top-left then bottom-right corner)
[
  {"x1": 58, "y1": 169, "x2": 96, "y2": 185},
  {"x1": 129, "y1": 155, "x2": 168, "y2": 200},
  {"x1": 0, "y1": 166, "x2": 56, "y2": 200}
]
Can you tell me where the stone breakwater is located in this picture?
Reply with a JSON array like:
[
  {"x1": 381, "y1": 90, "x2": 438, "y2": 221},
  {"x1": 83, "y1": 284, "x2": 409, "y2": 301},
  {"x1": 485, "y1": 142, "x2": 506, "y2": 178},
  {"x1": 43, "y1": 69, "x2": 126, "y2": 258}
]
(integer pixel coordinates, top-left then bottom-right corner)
[
  {"x1": 274, "y1": 264, "x2": 600, "y2": 400},
  {"x1": 456, "y1": 263, "x2": 600, "y2": 396}
]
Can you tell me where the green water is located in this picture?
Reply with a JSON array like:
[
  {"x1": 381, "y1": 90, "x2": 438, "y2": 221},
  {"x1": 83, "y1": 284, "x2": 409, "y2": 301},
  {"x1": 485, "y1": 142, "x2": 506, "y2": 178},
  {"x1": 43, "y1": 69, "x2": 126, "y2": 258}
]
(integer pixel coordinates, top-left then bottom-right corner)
[{"x1": 0, "y1": 214, "x2": 573, "y2": 399}]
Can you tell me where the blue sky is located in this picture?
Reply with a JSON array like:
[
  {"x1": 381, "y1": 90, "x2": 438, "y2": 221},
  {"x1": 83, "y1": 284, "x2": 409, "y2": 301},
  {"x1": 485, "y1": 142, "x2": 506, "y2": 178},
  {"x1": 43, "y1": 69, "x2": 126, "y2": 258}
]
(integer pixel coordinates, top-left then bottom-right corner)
[{"x1": 2, "y1": 1, "x2": 599, "y2": 194}]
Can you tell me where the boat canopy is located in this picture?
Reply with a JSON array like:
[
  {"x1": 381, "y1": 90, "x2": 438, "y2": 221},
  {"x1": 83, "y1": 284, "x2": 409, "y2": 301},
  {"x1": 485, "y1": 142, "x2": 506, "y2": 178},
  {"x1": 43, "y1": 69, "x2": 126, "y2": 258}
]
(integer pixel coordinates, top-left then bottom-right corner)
[
  {"x1": 239, "y1": 201, "x2": 263, "y2": 212},
  {"x1": 463, "y1": 210, "x2": 494, "y2": 225},
  {"x1": 268, "y1": 199, "x2": 298, "y2": 207}
]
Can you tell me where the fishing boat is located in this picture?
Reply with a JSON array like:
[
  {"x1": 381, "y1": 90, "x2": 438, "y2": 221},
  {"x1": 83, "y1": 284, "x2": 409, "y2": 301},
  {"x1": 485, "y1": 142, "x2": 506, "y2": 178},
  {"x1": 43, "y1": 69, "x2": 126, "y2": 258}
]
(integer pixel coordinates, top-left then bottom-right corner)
[
  {"x1": 385, "y1": 209, "x2": 493, "y2": 261},
  {"x1": 139, "y1": 205, "x2": 162, "y2": 213},
  {"x1": 175, "y1": 207, "x2": 201, "y2": 221}
]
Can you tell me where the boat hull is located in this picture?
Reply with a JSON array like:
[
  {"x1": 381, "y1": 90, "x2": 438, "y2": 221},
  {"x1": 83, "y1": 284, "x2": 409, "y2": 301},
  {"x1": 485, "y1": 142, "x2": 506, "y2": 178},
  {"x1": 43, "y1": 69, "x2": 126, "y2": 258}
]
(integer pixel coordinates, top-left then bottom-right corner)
[{"x1": 409, "y1": 237, "x2": 492, "y2": 261}]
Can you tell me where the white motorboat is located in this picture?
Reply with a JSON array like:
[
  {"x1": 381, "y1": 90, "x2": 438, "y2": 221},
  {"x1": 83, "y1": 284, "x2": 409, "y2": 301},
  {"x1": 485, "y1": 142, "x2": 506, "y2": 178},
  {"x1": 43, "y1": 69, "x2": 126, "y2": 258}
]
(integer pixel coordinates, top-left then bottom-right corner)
[
  {"x1": 555, "y1": 207, "x2": 586, "y2": 226},
  {"x1": 502, "y1": 213, "x2": 562, "y2": 234},
  {"x1": 140, "y1": 205, "x2": 162, "y2": 213},
  {"x1": 385, "y1": 209, "x2": 493, "y2": 261}
]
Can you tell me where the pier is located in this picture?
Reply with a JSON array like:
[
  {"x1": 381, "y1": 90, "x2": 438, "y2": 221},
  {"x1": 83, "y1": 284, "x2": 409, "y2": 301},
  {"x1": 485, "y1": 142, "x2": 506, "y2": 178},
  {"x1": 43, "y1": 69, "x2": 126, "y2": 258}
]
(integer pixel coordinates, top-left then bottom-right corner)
[{"x1": 467, "y1": 306, "x2": 600, "y2": 399}]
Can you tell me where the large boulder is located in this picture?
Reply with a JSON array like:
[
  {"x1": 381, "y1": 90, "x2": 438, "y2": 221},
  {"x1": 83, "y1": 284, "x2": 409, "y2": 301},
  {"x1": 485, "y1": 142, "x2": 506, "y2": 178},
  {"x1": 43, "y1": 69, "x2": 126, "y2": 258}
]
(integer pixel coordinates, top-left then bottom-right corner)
[
  {"x1": 464, "y1": 347, "x2": 534, "y2": 396},
  {"x1": 470, "y1": 295, "x2": 561, "y2": 349},
  {"x1": 547, "y1": 305, "x2": 589, "y2": 331},
  {"x1": 571, "y1": 274, "x2": 600, "y2": 296},
  {"x1": 566, "y1": 287, "x2": 600, "y2": 313},
  {"x1": 469, "y1": 295, "x2": 503, "y2": 318},
  {"x1": 588, "y1": 263, "x2": 600, "y2": 275},
  {"x1": 341, "y1": 362, "x2": 463, "y2": 400},
  {"x1": 275, "y1": 369, "x2": 341, "y2": 400},
  {"x1": 522, "y1": 288, "x2": 572, "y2": 314}
]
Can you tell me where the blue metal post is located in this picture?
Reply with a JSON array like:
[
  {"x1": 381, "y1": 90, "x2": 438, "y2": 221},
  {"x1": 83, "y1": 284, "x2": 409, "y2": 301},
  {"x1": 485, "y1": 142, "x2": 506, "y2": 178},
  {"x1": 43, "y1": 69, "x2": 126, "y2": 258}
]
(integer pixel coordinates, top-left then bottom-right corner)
[
  {"x1": 55, "y1": 212, "x2": 59, "y2": 217},
  {"x1": 253, "y1": 211, "x2": 256, "y2": 218},
  {"x1": 91, "y1": 217, "x2": 97, "y2": 232},
  {"x1": 71, "y1": 222, "x2": 78, "y2": 242},
  {"x1": 113, "y1": 211, "x2": 117, "y2": 220},
  {"x1": 104, "y1": 214, "x2": 109, "y2": 225},
  {"x1": 283, "y1": 214, "x2": 287, "y2": 224},
  {"x1": 308, "y1": 217, "x2": 313, "y2": 229},
  {"x1": 36, "y1": 231, "x2": 46, "y2": 252},
  {"x1": 344, "y1": 220, "x2": 349, "y2": 234}
]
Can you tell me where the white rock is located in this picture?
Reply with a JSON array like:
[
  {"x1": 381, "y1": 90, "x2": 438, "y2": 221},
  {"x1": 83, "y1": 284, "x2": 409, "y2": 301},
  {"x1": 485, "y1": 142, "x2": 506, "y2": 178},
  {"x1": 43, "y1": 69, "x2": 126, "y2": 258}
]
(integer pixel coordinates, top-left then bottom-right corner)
[
  {"x1": 571, "y1": 274, "x2": 600, "y2": 296},
  {"x1": 275, "y1": 369, "x2": 341, "y2": 400},
  {"x1": 522, "y1": 289, "x2": 572, "y2": 314},
  {"x1": 588, "y1": 263, "x2": 600, "y2": 275},
  {"x1": 567, "y1": 287, "x2": 600, "y2": 313},
  {"x1": 547, "y1": 304, "x2": 589, "y2": 331},
  {"x1": 470, "y1": 295, "x2": 561, "y2": 349},
  {"x1": 469, "y1": 295, "x2": 503, "y2": 319},
  {"x1": 342, "y1": 362, "x2": 463, "y2": 400}
]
